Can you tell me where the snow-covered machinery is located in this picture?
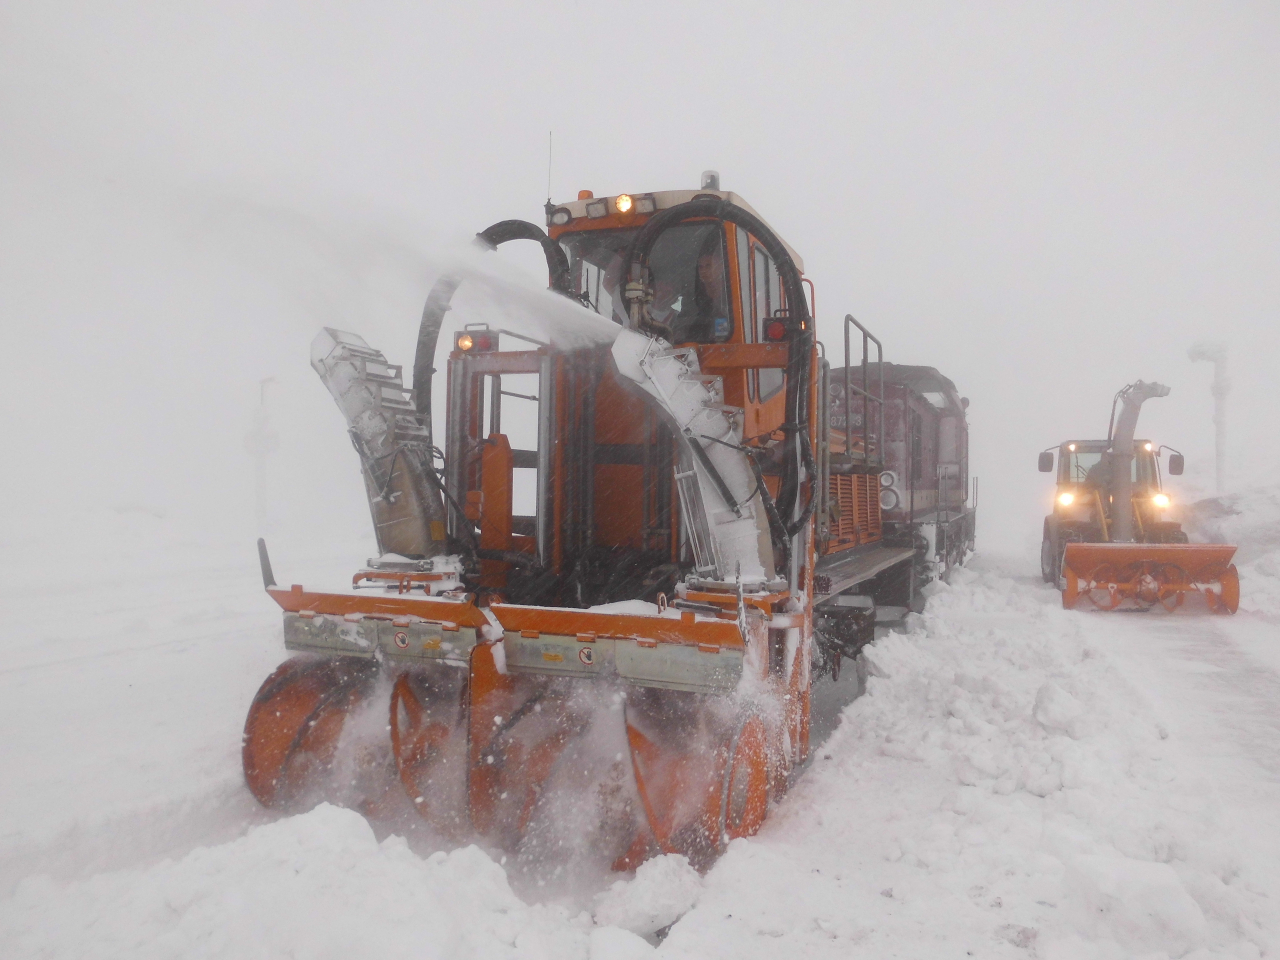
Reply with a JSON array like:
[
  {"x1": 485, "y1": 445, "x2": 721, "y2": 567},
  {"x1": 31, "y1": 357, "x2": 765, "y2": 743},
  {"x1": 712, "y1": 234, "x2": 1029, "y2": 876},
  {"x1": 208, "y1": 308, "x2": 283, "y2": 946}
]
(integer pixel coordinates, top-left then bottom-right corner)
[
  {"x1": 1039, "y1": 381, "x2": 1239, "y2": 614},
  {"x1": 242, "y1": 180, "x2": 921, "y2": 869}
]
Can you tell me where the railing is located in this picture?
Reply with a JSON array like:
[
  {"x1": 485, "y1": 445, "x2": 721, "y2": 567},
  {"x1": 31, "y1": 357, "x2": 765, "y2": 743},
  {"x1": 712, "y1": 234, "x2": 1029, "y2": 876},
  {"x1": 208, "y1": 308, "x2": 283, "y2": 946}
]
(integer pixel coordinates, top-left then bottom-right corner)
[{"x1": 843, "y1": 315, "x2": 884, "y2": 465}]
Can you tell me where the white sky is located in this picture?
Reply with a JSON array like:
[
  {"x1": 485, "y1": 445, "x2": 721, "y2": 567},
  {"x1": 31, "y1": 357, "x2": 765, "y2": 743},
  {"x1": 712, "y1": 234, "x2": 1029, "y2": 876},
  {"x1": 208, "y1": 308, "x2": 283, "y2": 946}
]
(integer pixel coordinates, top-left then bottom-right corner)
[{"x1": 2, "y1": 1, "x2": 1277, "y2": 552}]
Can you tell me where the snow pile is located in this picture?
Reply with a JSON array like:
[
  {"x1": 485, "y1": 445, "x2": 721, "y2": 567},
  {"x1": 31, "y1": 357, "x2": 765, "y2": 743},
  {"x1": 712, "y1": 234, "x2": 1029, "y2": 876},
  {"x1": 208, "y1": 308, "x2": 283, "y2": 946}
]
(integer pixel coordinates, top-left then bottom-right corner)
[
  {"x1": 0, "y1": 804, "x2": 658, "y2": 960},
  {"x1": 1186, "y1": 484, "x2": 1280, "y2": 615},
  {"x1": 593, "y1": 854, "x2": 703, "y2": 938},
  {"x1": 660, "y1": 559, "x2": 1270, "y2": 959}
]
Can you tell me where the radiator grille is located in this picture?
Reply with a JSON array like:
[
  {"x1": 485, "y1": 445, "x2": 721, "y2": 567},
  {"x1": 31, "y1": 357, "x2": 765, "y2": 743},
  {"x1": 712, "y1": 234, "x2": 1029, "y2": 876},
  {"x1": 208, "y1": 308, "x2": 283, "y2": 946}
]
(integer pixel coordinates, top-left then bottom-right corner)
[{"x1": 826, "y1": 473, "x2": 882, "y2": 552}]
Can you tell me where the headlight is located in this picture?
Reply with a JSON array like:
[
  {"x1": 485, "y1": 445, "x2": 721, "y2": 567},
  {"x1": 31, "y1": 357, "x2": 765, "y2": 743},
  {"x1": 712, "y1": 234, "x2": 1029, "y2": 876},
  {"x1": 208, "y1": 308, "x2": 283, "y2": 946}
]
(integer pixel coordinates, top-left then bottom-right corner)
[
  {"x1": 549, "y1": 207, "x2": 572, "y2": 226},
  {"x1": 879, "y1": 488, "x2": 900, "y2": 511},
  {"x1": 586, "y1": 200, "x2": 608, "y2": 219},
  {"x1": 615, "y1": 194, "x2": 633, "y2": 214},
  {"x1": 1153, "y1": 493, "x2": 1170, "y2": 508},
  {"x1": 456, "y1": 330, "x2": 494, "y2": 352},
  {"x1": 1058, "y1": 492, "x2": 1075, "y2": 506}
]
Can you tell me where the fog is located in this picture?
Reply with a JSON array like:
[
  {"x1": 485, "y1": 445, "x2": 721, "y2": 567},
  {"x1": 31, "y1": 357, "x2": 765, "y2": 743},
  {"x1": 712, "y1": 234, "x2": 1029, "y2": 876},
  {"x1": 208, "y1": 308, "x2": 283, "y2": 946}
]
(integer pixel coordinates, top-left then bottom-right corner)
[{"x1": 3, "y1": 1, "x2": 1277, "y2": 559}]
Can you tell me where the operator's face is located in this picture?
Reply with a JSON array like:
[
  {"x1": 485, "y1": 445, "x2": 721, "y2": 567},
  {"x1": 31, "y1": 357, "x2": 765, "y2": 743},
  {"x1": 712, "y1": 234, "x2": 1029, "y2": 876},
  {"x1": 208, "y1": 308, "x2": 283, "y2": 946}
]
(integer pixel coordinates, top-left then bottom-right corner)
[{"x1": 697, "y1": 254, "x2": 724, "y2": 290}]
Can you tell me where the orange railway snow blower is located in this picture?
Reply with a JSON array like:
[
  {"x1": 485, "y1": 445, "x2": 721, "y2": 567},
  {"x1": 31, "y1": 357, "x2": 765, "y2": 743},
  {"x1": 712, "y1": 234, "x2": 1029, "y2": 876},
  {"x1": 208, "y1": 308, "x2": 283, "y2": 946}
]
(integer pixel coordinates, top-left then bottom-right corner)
[
  {"x1": 1039, "y1": 381, "x2": 1239, "y2": 614},
  {"x1": 242, "y1": 175, "x2": 952, "y2": 872}
]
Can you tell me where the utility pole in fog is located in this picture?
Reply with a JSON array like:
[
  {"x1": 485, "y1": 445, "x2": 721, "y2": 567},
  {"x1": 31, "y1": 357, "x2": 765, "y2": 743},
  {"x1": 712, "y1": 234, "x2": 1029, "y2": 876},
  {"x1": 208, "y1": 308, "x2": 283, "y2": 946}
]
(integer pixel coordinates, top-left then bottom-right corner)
[
  {"x1": 244, "y1": 377, "x2": 280, "y2": 534},
  {"x1": 1188, "y1": 342, "x2": 1228, "y2": 494}
]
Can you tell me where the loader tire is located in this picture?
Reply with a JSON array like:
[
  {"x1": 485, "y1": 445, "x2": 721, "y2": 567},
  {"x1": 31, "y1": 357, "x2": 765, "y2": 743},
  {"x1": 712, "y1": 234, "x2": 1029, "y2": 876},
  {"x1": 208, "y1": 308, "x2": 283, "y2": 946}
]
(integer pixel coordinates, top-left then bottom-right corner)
[{"x1": 1040, "y1": 520, "x2": 1059, "y2": 584}]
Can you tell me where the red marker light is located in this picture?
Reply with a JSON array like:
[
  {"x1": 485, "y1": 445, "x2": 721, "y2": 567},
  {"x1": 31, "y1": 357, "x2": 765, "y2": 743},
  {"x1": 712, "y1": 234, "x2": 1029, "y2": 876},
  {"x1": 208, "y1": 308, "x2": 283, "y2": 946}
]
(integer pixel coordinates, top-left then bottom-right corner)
[{"x1": 764, "y1": 320, "x2": 787, "y2": 342}]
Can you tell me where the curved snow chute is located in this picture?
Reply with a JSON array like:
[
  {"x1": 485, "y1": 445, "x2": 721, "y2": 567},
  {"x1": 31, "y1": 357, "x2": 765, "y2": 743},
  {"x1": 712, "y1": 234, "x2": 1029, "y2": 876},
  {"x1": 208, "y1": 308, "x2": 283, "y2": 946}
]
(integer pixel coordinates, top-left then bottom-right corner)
[
  {"x1": 617, "y1": 197, "x2": 815, "y2": 546},
  {"x1": 1061, "y1": 542, "x2": 1239, "y2": 614}
]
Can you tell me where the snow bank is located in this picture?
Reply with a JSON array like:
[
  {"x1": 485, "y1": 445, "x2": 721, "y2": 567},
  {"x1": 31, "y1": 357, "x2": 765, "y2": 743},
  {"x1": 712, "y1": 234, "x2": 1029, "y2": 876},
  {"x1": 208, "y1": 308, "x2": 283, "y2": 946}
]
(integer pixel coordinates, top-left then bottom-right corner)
[
  {"x1": 593, "y1": 854, "x2": 703, "y2": 937},
  {"x1": 1185, "y1": 484, "x2": 1280, "y2": 616},
  {"x1": 660, "y1": 559, "x2": 1270, "y2": 959},
  {"x1": 0, "y1": 804, "x2": 655, "y2": 960}
]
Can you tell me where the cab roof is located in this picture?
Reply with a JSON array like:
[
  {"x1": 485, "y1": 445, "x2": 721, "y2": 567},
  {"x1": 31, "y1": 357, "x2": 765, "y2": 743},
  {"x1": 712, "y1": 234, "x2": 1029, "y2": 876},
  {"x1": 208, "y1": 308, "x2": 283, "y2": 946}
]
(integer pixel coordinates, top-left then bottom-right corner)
[{"x1": 551, "y1": 189, "x2": 805, "y2": 274}]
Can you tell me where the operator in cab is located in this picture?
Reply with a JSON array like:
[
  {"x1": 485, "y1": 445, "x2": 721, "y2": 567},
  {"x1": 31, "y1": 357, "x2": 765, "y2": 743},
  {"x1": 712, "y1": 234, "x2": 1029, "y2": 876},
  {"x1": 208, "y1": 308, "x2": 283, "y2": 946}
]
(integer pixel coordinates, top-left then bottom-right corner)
[{"x1": 657, "y1": 233, "x2": 731, "y2": 345}]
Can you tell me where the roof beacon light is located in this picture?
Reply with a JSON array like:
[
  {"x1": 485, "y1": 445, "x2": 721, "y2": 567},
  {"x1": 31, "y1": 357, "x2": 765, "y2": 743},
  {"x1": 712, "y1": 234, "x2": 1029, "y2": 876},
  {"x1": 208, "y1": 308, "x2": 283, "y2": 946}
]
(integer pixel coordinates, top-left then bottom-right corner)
[{"x1": 615, "y1": 194, "x2": 633, "y2": 214}]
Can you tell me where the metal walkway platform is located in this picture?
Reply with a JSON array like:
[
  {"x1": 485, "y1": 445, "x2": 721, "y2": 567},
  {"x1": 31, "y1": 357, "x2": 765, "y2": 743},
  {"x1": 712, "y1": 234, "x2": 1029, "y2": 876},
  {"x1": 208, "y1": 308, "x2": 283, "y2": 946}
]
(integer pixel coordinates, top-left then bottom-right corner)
[{"x1": 815, "y1": 544, "x2": 917, "y2": 600}]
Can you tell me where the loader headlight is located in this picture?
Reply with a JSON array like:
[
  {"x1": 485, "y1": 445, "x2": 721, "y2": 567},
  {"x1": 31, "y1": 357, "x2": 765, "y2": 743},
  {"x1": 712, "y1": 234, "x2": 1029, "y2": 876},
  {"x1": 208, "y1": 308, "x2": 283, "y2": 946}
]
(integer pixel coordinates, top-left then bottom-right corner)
[
  {"x1": 457, "y1": 333, "x2": 473, "y2": 351},
  {"x1": 586, "y1": 199, "x2": 608, "y2": 219},
  {"x1": 1144, "y1": 442, "x2": 1153, "y2": 451},
  {"x1": 1058, "y1": 492, "x2": 1075, "y2": 506},
  {"x1": 1153, "y1": 493, "x2": 1170, "y2": 508},
  {"x1": 1068, "y1": 443, "x2": 1076, "y2": 452},
  {"x1": 549, "y1": 207, "x2": 572, "y2": 226},
  {"x1": 615, "y1": 194, "x2": 633, "y2": 214}
]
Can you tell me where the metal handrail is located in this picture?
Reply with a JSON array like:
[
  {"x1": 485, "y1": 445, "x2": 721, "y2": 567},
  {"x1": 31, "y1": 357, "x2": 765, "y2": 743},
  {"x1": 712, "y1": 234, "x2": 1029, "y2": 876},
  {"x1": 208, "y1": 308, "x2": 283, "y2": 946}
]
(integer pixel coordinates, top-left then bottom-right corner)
[{"x1": 843, "y1": 315, "x2": 884, "y2": 465}]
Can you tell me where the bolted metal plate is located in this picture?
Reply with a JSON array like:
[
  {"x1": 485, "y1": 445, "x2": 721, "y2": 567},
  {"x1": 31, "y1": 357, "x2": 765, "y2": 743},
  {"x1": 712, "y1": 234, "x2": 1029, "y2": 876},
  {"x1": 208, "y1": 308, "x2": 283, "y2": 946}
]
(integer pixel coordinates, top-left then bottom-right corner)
[
  {"x1": 284, "y1": 612, "x2": 477, "y2": 664},
  {"x1": 502, "y1": 631, "x2": 742, "y2": 695}
]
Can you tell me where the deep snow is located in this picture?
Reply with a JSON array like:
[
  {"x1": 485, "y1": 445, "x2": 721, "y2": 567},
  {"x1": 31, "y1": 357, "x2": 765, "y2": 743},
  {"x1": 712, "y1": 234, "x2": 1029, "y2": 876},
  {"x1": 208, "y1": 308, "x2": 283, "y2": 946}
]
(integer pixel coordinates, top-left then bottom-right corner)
[{"x1": 3, "y1": 490, "x2": 1280, "y2": 958}]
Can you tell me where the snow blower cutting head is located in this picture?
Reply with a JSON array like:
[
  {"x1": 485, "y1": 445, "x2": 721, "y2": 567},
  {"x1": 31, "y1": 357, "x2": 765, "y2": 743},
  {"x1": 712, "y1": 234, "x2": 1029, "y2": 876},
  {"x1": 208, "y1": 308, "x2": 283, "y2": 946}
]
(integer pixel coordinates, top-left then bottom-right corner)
[{"x1": 1038, "y1": 381, "x2": 1238, "y2": 614}]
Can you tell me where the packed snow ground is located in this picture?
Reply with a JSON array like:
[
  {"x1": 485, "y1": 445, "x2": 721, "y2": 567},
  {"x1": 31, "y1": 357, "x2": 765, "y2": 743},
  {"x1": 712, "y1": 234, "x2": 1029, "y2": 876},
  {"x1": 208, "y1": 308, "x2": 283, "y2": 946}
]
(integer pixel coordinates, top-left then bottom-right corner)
[{"x1": 3, "y1": 490, "x2": 1280, "y2": 958}]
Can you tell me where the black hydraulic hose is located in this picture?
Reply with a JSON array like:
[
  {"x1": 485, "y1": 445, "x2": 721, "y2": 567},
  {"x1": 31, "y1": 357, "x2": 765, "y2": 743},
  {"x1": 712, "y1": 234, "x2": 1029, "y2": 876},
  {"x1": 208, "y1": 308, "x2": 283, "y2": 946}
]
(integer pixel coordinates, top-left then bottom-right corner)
[
  {"x1": 785, "y1": 429, "x2": 819, "y2": 539},
  {"x1": 618, "y1": 197, "x2": 814, "y2": 533},
  {"x1": 685, "y1": 431, "x2": 744, "y2": 519},
  {"x1": 474, "y1": 220, "x2": 573, "y2": 294}
]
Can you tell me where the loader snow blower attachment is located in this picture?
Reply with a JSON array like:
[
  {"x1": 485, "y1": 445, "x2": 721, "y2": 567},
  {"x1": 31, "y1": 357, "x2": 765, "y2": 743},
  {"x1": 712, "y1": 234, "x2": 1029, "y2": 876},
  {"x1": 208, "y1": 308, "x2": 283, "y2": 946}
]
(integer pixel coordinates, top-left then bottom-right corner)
[
  {"x1": 243, "y1": 180, "x2": 923, "y2": 873},
  {"x1": 1040, "y1": 381, "x2": 1238, "y2": 614}
]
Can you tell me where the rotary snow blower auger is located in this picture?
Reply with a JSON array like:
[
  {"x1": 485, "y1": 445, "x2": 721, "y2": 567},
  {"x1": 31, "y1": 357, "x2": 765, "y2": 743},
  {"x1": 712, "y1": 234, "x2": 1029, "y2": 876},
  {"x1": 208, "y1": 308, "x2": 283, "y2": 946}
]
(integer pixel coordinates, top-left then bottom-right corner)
[
  {"x1": 1038, "y1": 381, "x2": 1239, "y2": 614},
  {"x1": 242, "y1": 181, "x2": 879, "y2": 872}
]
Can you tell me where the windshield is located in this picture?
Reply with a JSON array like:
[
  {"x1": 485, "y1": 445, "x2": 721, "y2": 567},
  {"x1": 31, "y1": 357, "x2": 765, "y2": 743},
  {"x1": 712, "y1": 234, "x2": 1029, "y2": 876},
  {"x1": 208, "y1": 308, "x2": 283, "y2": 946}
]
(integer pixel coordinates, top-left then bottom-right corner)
[
  {"x1": 558, "y1": 223, "x2": 732, "y2": 343},
  {"x1": 1060, "y1": 444, "x2": 1159, "y2": 487}
]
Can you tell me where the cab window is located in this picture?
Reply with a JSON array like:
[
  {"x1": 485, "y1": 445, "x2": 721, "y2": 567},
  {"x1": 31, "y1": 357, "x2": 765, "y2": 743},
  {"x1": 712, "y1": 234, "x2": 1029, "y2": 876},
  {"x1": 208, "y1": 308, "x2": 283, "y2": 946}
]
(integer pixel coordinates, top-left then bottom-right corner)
[
  {"x1": 753, "y1": 246, "x2": 784, "y2": 399},
  {"x1": 736, "y1": 226, "x2": 754, "y2": 400},
  {"x1": 559, "y1": 223, "x2": 731, "y2": 344}
]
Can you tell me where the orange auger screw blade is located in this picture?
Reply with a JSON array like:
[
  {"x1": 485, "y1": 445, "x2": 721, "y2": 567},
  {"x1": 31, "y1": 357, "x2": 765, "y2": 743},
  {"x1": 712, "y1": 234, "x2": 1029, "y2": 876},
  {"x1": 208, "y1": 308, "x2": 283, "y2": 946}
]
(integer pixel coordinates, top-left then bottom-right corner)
[{"x1": 242, "y1": 655, "x2": 380, "y2": 808}]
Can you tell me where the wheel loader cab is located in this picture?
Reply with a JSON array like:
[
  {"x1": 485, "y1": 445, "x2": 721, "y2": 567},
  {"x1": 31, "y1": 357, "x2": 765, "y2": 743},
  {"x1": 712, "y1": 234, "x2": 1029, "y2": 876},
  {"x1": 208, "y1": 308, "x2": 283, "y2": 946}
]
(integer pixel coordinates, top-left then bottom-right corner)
[{"x1": 1051, "y1": 440, "x2": 1170, "y2": 531}]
